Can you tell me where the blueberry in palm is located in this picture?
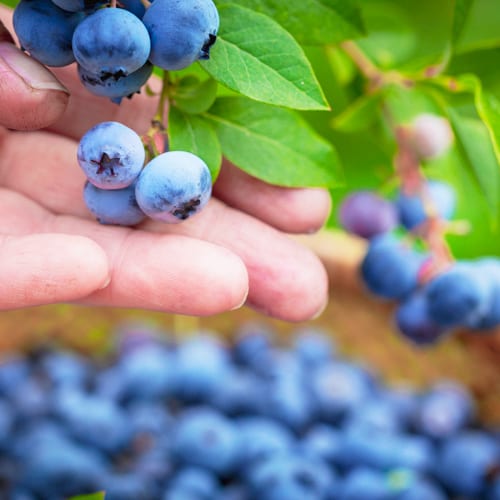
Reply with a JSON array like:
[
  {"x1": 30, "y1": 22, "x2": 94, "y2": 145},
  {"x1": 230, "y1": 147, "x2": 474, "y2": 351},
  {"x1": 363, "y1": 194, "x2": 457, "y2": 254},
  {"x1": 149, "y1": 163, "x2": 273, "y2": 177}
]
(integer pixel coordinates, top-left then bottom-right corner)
[
  {"x1": 83, "y1": 181, "x2": 146, "y2": 226},
  {"x1": 77, "y1": 121, "x2": 145, "y2": 189},
  {"x1": 135, "y1": 151, "x2": 212, "y2": 223}
]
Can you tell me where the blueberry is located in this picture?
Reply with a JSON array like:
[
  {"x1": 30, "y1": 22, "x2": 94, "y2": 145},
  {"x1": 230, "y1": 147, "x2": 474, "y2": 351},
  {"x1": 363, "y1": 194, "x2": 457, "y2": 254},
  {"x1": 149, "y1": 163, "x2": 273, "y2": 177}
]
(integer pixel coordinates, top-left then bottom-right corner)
[
  {"x1": 309, "y1": 361, "x2": 373, "y2": 422},
  {"x1": 78, "y1": 61, "x2": 154, "y2": 103},
  {"x1": 235, "y1": 416, "x2": 294, "y2": 468},
  {"x1": 168, "y1": 467, "x2": 220, "y2": 499},
  {"x1": 84, "y1": 181, "x2": 146, "y2": 226},
  {"x1": 39, "y1": 350, "x2": 91, "y2": 388},
  {"x1": 52, "y1": 388, "x2": 134, "y2": 454},
  {"x1": 470, "y1": 258, "x2": 500, "y2": 331},
  {"x1": 72, "y1": 7, "x2": 151, "y2": 78},
  {"x1": 171, "y1": 407, "x2": 240, "y2": 476},
  {"x1": 395, "y1": 180, "x2": 456, "y2": 231},
  {"x1": 247, "y1": 453, "x2": 337, "y2": 500},
  {"x1": 339, "y1": 467, "x2": 393, "y2": 500},
  {"x1": 52, "y1": 0, "x2": 104, "y2": 11},
  {"x1": 135, "y1": 151, "x2": 212, "y2": 223},
  {"x1": 118, "y1": 0, "x2": 146, "y2": 17},
  {"x1": 19, "y1": 439, "x2": 108, "y2": 498},
  {"x1": 345, "y1": 398, "x2": 403, "y2": 434},
  {"x1": 299, "y1": 424, "x2": 343, "y2": 466},
  {"x1": 394, "y1": 475, "x2": 447, "y2": 500},
  {"x1": 438, "y1": 431, "x2": 500, "y2": 496},
  {"x1": 143, "y1": 0, "x2": 219, "y2": 70},
  {"x1": 395, "y1": 291, "x2": 448, "y2": 346},
  {"x1": 13, "y1": 0, "x2": 83, "y2": 67},
  {"x1": 292, "y1": 327, "x2": 335, "y2": 367},
  {"x1": 77, "y1": 121, "x2": 145, "y2": 189},
  {"x1": 118, "y1": 344, "x2": 176, "y2": 400},
  {"x1": 100, "y1": 472, "x2": 152, "y2": 500},
  {"x1": 338, "y1": 190, "x2": 398, "y2": 239},
  {"x1": 360, "y1": 234, "x2": 426, "y2": 300},
  {"x1": 426, "y1": 261, "x2": 493, "y2": 328},
  {"x1": 172, "y1": 334, "x2": 232, "y2": 403},
  {"x1": 413, "y1": 381, "x2": 475, "y2": 439}
]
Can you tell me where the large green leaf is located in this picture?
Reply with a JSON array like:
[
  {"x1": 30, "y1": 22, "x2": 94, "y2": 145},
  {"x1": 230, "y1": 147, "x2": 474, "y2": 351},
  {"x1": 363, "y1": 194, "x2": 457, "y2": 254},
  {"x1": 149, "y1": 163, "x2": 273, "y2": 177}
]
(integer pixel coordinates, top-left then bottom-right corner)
[
  {"x1": 168, "y1": 107, "x2": 222, "y2": 181},
  {"x1": 204, "y1": 97, "x2": 342, "y2": 187},
  {"x1": 219, "y1": 0, "x2": 365, "y2": 45},
  {"x1": 448, "y1": 108, "x2": 499, "y2": 212},
  {"x1": 200, "y1": 4, "x2": 329, "y2": 111}
]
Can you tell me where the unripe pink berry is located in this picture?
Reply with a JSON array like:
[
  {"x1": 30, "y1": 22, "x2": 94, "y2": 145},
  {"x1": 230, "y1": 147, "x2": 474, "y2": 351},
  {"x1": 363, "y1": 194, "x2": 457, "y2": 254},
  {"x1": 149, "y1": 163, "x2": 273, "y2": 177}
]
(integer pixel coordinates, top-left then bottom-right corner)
[{"x1": 410, "y1": 114, "x2": 453, "y2": 160}]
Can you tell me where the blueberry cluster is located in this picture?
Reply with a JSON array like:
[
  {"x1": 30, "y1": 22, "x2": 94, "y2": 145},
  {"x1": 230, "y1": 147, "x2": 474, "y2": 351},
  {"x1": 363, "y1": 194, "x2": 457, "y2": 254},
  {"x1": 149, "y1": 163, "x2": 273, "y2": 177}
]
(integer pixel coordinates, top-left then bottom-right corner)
[
  {"x1": 0, "y1": 324, "x2": 499, "y2": 499},
  {"x1": 338, "y1": 179, "x2": 500, "y2": 345},
  {"x1": 79, "y1": 121, "x2": 212, "y2": 226},
  {"x1": 13, "y1": 0, "x2": 219, "y2": 103}
]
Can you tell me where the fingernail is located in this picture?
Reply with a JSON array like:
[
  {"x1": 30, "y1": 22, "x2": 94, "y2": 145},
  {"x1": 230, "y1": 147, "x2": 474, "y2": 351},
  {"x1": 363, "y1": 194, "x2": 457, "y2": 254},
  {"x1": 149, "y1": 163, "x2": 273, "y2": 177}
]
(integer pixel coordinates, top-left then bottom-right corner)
[
  {"x1": 0, "y1": 42, "x2": 69, "y2": 93},
  {"x1": 231, "y1": 287, "x2": 249, "y2": 311},
  {"x1": 311, "y1": 295, "x2": 329, "y2": 320},
  {"x1": 99, "y1": 275, "x2": 112, "y2": 290}
]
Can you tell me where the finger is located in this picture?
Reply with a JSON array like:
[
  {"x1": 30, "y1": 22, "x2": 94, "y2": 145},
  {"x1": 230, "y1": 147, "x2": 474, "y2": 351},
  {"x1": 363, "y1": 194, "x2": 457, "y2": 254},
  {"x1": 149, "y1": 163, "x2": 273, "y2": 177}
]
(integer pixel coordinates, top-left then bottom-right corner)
[
  {"x1": 214, "y1": 160, "x2": 332, "y2": 234},
  {"x1": 0, "y1": 231, "x2": 110, "y2": 309},
  {"x1": 0, "y1": 130, "x2": 328, "y2": 321},
  {"x1": 0, "y1": 189, "x2": 249, "y2": 316},
  {"x1": 0, "y1": 20, "x2": 69, "y2": 130}
]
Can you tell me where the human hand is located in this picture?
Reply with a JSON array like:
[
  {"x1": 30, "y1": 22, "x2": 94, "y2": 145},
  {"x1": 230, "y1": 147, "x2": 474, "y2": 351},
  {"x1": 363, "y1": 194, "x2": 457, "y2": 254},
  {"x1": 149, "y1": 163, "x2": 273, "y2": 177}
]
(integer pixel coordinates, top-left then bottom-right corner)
[{"x1": 0, "y1": 6, "x2": 330, "y2": 320}]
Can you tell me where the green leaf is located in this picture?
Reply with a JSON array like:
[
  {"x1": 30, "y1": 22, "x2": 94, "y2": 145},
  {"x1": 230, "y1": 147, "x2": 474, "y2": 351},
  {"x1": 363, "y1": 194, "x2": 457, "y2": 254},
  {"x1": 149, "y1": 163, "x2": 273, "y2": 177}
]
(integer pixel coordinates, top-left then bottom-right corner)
[
  {"x1": 68, "y1": 493, "x2": 105, "y2": 500},
  {"x1": 171, "y1": 76, "x2": 218, "y2": 114},
  {"x1": 332, "y1": 92, "x2": 383, "y2": 132},
  {"x1": 219, "y1": 0, "x2": 365, "y2": 45},
  {"x1": 432, "y1": 74, "x2": 500, "y2": 166},
  {"x1": 200, "y1": 4, "x2": 329, "y2": 111},
  {"x1": 204, "y1": 96, "x2": 342, "y2": 188},
  {"x1": 448, "y1": 108, "x2": 499, "y2": 212},
  {"x1": 168, "y1": 107, "x2": 223, "y2": 181},
  {"x1": 452, "y1": 0, "x2": 475, "y2": 46}
]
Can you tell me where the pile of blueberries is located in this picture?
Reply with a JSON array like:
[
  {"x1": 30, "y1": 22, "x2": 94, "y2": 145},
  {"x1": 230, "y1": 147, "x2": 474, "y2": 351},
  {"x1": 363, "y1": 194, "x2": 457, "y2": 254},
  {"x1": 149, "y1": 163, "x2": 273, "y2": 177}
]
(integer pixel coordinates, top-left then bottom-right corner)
[
  {"x1": 12, "y1": 0, "x2": 219, "y2": 226},
  {"x1": 13, "y1": 0, "x2": 219, "y2": 102},
  {"x1": 1, "y1": 324, "x2": 500, "y2": 499},
  {"x1": 339, "y1": 180, "x2": 500, "y2": 345}
]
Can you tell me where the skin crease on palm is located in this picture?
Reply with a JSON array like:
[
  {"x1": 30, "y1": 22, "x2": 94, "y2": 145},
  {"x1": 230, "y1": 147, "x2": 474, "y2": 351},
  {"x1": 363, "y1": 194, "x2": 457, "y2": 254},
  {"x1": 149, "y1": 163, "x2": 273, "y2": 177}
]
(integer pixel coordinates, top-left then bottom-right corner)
[{"x1": 0, "y1": 5, "x2": 331, "y2": 320}]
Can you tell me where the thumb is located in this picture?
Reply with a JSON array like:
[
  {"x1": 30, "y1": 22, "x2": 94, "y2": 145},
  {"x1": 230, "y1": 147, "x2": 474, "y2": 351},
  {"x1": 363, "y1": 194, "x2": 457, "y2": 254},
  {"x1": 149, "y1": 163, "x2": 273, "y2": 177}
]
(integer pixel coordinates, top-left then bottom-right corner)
[
  {"x1": 0, "y1": 20, "x2": 70, "y2": 131},
  {"x1": 0, "y1": 233, "x2": 111, "y2": 309}
]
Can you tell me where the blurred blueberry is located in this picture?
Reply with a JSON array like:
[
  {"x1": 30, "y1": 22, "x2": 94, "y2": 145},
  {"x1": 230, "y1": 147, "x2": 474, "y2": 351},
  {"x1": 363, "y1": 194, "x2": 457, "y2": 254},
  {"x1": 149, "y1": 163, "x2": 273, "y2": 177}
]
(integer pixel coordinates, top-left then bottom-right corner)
[
  {"x1": 133, "y1": 445, "x2": 173, "y2": 486},
  {"x1": 19, "y1": 439, "x2": 108, "y2": 498},
  {"x1": 247, "y1": 452, "x2": 337, "y2": 500},
  {"x1": 339, "y1": 426, "x2": 433, "y2": 472},
  {"x1": 339, "y1": 467, "x2": 393, "y2": 500},
  {"x1": 299, "y1": 424, "x2": 343, "y2": 466},
  {"x1": 128, "y1": 401, "x2": 173, "y2": 438},
  {"x1": 235, "y1": 416, "x2": 294, "y2": 470},
  {"x1": 210, "y1": 368, "x2": 265, "y2": 416},
  {"x1": 232, "y1": 323, "x2": 273, "y2": 370},
  {"x1": 395, "y1": 180, "x2": 456, "y2": 231},
  {"x1": 118, "y1": 343, "x2": 176, "y2": 400},
  {"x1": 52, "y1": 388, "x2": 133, "y2": 453},
  {"x1": 360, "y1": 234, "x2": 426, "y2": 300},
  {"x1": 413, "y1": 381, "x2": 475, "y2": 439},
  {"x1": 10, "y1": 377, "x2": 50, "y2": 422},
  {"x1": 426, "y1": 261, "x2": 493, "y2": 328},
  {"x1": 100, "y1": 472, "x2": 153, "y2": 500},
  {"x1": 338, "y1": 190, "x2": 398, "y2": 239},
  {"x1": 309, "y1": 361, "x2": 373, "y2": 422},
  {"x1": 39, "y1": 350, "x2": 91, "y2": 388},
  {"x1": 168, "y1": 467, "x2": 220, "y2": 499},
  {"x1": 470, "y1": 258, "x2": 500, "y2": 331},
  {"x1": 345, "y1": 398, "x2": 403, "y2": 434},
  {"x1": 292, "y1": 327, "x2": 335, "y2": 367},
  {"x1": 394, "y1": 474, "x2": 446, "y2": 500},
  {"x1": 171, "y1": 407, "x2": 240, "y2": 477},
  {"x1": 116, "y1": 322, "x2": 169, "y2": 358},
  {"x1": 377, "y1": 385, "x2": 418, "y2": 429},
  {"x1": 438, "y1": 431, "x2": 500, "y2": 496},
  {"x1": 0, "y1": 399, "x2": 14, "y2": 449},
  {"x1": 172, "y1": 334, "x2": 232, "y2": 403},
  {"x1": 0, "y1": 357, "x2": 30, "y2": 397}
]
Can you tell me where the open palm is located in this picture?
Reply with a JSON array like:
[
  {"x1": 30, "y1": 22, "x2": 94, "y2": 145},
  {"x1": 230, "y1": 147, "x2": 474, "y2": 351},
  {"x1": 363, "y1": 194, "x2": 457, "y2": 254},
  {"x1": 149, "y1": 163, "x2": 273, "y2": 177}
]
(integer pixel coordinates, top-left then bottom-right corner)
[{"x1": 0, "y1": 6, "x2": 330, "y2": 320}]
